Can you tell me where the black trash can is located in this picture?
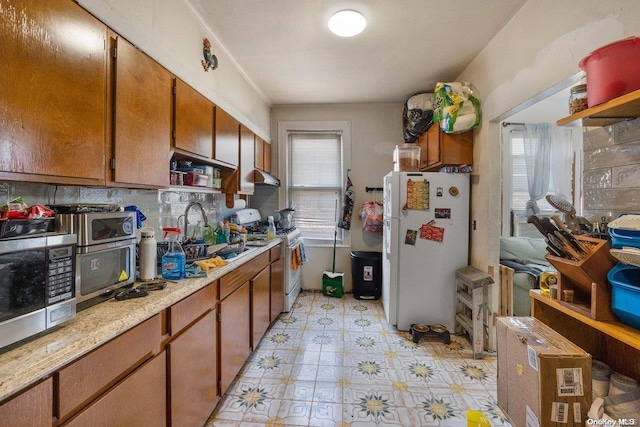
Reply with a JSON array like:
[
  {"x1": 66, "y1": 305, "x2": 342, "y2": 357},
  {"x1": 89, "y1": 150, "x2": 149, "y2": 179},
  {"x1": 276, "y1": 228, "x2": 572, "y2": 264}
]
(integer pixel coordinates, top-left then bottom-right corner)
[{"x1": 350, "y1": 251, "x2": 382, "y2": 300}]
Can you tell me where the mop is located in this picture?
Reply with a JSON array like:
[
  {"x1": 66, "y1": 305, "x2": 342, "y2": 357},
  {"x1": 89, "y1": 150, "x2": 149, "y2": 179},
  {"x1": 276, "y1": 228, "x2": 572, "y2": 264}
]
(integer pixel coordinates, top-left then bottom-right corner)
[{"x1": 322, "y1": 200, "x2": 344, "y2": 298}]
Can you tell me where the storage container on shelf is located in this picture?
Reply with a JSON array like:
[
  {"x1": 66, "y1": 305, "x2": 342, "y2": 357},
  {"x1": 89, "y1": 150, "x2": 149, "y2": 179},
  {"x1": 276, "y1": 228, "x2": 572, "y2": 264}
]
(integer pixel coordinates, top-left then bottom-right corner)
[
  {"x1": 579, "y1": 37, "x2": 640, "y2": 107},
  {"x1": 607, "y1": 263, "x2": 640, "y2": 330},
  {"x1": 393, "y1": 144, "x2": 420, "y2": 171}
]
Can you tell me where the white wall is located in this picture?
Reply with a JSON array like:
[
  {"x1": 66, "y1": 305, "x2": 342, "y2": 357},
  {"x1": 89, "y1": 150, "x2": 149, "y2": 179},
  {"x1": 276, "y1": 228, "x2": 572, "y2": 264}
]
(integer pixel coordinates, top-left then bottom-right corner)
[
  {"x1": 456, "y1": 0, "x2": 640, "y2": 324},
  {"x1": 266, "y1": 103, "x2": 404, "y2": 291},
  {"x1": 77, "y1": 0, "x2": 271, "y2": 140}
]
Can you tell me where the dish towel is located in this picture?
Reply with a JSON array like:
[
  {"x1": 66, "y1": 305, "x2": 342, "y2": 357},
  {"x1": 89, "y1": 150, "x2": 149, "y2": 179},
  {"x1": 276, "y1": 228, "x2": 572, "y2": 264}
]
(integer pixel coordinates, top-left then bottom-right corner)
[
  {"x1": 291, "y1": 245, "x2": 300, "y2": 270},
  {"x1": 338, "y1": 170, "x2": 354, "y2": 230},
  {"x1": 299, "y1": 239, "x2": 308, "y2": 265}
]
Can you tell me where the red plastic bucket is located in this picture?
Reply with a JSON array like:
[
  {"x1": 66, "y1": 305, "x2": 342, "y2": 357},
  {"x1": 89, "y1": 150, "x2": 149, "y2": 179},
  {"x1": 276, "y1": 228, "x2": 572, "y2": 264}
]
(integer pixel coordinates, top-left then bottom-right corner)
[{"x1": 579, "y1": 37, "x2": 640, "y2": 107}]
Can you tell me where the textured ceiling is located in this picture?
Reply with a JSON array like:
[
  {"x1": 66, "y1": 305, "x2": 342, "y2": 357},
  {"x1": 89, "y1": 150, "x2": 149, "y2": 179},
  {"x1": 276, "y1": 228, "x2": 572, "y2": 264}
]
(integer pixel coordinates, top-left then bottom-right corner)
[{"x1": 188, "y1": 0, "x2": 527, "y2": 105}]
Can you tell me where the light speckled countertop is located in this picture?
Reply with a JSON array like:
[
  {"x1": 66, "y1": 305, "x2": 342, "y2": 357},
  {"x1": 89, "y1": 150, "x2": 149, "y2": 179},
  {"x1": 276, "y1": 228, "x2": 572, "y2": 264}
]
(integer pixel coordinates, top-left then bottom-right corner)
[{"x1": 0, "y1": 240, "x2": 279, "y2": 403}]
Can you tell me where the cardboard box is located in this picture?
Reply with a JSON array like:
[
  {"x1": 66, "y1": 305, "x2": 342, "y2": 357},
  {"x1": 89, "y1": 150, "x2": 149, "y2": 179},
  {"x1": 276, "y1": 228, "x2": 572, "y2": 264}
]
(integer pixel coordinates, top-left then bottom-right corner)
[{"x1": 497, "y1": 317, "x2": 591, "y2": 426}]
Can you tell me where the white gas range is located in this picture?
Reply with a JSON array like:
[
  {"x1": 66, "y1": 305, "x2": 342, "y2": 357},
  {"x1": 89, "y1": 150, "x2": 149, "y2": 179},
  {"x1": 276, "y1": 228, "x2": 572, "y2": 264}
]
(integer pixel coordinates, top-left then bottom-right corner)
[{"x1": 234, "y1": 208, "x2": 303, "y2": 312}]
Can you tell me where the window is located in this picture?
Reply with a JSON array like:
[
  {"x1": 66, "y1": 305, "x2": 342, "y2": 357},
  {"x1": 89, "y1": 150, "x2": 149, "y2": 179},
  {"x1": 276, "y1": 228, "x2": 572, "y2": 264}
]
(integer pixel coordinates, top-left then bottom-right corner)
[
  {"x1": 502, "y1": 124, "x2": 582, "y2": 237},
  {"x1": 278, "y1": 121, "x2": 351, "y2": 245}
]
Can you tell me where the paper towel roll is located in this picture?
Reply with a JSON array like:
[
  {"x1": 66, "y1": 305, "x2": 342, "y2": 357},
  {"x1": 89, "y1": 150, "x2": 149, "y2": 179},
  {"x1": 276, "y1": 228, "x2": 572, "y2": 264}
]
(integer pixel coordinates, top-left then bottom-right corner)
[{"x1": 233, "y1": 199, "x2": 247, "y2": 210}]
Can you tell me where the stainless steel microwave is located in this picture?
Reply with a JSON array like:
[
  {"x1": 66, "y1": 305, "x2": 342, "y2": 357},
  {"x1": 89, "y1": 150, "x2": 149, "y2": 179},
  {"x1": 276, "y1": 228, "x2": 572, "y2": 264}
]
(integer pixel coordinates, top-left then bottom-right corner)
[
  {"x1": 56, "y1": 212, "x2": 137, "y2": 308},
  {"x1": 0, "y1": 234, "x2": 77, "y2": 350}
]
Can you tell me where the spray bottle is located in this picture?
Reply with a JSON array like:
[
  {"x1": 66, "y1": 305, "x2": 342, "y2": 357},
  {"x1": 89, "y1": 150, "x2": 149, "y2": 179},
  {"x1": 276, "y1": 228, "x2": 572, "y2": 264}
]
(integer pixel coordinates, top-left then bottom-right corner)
[{"x1": 161, "y1": 227, "x2": 186, "y2": 280}]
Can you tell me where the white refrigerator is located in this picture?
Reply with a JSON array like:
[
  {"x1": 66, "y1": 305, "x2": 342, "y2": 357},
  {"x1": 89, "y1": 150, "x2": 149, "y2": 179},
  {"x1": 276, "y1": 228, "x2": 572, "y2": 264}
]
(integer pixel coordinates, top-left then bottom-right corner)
[{"x1": 382, "y1": 171, "x2": 470, "y2": 332}]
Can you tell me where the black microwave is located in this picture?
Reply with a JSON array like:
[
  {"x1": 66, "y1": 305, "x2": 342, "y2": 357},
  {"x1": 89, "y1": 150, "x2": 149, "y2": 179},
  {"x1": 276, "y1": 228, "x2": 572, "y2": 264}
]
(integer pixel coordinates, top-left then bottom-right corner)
[{"x1": 0, "y1": 234, "x2": 77, "y2": 350}]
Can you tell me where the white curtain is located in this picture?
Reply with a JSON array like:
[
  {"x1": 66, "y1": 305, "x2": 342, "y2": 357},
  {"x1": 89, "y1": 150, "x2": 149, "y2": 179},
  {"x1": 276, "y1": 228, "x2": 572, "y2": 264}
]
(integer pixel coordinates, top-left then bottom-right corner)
[
  {"x1": 523, "y1": 123, "x2": 552, "y2": 216},
  {"x1": 549, "y1": 127, "x2": 573, "y2": 201}
]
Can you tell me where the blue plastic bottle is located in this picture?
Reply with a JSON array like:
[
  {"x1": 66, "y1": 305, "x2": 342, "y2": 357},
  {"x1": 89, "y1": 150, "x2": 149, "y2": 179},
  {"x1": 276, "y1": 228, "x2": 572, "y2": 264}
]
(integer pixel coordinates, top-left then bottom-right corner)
[{"x1": 161, "y1": 228, "x2": 186, "y2": 280}]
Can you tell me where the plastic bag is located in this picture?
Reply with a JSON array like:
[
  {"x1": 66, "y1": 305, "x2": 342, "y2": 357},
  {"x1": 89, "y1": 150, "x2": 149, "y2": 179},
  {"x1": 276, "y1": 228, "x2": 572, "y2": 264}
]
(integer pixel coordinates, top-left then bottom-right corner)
[
  {"x1": 433, "y1": 82, "x2": 481, "y2": 133},
  {"x1": 359, "y1": 201, "x2": 383, "y2": 233},
  {"x1": 403, "y1": 93, "x2": 434, "y2": 142}
]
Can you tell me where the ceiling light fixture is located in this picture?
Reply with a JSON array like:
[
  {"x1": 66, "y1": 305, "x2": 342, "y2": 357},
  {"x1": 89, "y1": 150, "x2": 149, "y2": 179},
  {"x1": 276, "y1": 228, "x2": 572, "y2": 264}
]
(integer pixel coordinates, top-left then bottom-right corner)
[{"x1": 328, "y1": 10, "x2": 366, "y2": 37}]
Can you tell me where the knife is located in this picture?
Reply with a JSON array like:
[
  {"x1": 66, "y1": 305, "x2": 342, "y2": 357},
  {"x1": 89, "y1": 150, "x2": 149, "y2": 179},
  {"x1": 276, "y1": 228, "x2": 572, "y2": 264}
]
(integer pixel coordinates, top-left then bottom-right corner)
[
  {"x1": 550, "y1": 215, "x2": 592, "y2": 254},
  {"x1": 539, "y1": 216, "x2": 587, "y2": 259},
  {"x1": 527, "y1": 215, "x2": 571, "y2": 259}
]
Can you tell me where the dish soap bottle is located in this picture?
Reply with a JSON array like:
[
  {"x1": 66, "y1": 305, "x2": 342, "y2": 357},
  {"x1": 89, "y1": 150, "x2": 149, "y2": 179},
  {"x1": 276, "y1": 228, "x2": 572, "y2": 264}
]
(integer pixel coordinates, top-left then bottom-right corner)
[
  {"x1": 267, "y1": 216, "x2": 276, "y2": 240},
  {"x1": 161, "y1": 227, "x2": 185, "y2": 280},
  {"x1": 139, "y1": 227, "x2": 157, "y2": 281}
]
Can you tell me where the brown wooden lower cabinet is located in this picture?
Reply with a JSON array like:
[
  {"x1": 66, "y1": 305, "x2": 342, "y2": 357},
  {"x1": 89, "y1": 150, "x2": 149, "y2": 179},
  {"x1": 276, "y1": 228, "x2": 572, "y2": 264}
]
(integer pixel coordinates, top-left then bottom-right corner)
[
  {"x1": 56, "y1": 314, "x2": 162, "y2": 422},
  {"x1": 219, "y1": 281, "x2": 251, "y2": 395},
  {"x1": 0, "y1": 378, "x2": 53, "y2": 427},
  {"x1": 168, "y1": 308, "x2": 218, "y2": 426},
  {"x1": 270, "y1": 257, "x2": 284, "y2": 322},
  {"x1": 62, "y1": 352, "x2": 166, "y2": 427},
  {"x1": 251, "y1": 266, "x2": 271, "y2": 349}
]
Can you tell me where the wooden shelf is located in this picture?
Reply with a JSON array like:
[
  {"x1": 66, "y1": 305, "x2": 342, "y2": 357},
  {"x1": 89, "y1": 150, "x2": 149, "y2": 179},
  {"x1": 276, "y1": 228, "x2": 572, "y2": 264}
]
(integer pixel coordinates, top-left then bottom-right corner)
[
  {"x1": 531, "y1": 288, "x2": 640, "y2": 380},
  {"x1": 557, "y1": 88, "x2": 640, "y2": 126},
  {"x1": 530, "y1": 289, "x2": 640, "y2": 351},
  {"x1": 164, "y1": 185, "x2": 222, "y2": 194}
]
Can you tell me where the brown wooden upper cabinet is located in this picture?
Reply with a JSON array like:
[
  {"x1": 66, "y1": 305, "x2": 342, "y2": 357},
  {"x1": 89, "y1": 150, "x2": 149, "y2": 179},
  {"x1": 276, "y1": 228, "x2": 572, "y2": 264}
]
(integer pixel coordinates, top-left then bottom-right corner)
[
  {"x1": 109, "y1": 35, "x2": 172, "y2": 188},
  {"x1": 214, "y1": 108, "x2": 240, "y2": 168},
  {"x1": 239, "y1": 125, "x2": 255, "y2": 194},
  {"x1": 416, "y1": 125, "x2": 473, "y2": 171},
  {"x1": 173, "y1": 78, "x2": 214, "y2": 160},
  {"x1": 263, "y1": 140, "x2": 271, "y2": 173},
  {"x1": 254, "y1": 136, "x2": 271, "y2": 173},
  {"x1": 254, "y1": 136, "x2": 264, "y2": 171},
  {"x1": 0, "y1": 0, "x2": 107, "y2": 186}
]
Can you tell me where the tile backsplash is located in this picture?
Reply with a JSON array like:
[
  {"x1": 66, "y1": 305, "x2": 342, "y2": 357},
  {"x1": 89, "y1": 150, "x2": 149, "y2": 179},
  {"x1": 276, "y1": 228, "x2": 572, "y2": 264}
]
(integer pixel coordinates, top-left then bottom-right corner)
[
  {"x1": 583, "y1": 116, "x2": 640, "y2": 221},
  {"x1": 0, "y1": 181, "x2": 242, "y2": 241}
]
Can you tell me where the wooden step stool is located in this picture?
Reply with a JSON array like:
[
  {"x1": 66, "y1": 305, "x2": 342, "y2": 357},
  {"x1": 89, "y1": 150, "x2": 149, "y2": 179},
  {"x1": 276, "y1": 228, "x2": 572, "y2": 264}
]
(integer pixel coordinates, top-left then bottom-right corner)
[{"x1": 455, "y1": 266, "x2": 494, "y2": 359}]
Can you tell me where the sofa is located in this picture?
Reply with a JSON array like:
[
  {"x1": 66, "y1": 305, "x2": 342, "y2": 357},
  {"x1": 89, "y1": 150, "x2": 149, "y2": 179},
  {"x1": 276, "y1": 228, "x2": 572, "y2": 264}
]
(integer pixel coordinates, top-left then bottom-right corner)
[{"x1": 500, "y1": 237, "x2": 550, "y2": 316}]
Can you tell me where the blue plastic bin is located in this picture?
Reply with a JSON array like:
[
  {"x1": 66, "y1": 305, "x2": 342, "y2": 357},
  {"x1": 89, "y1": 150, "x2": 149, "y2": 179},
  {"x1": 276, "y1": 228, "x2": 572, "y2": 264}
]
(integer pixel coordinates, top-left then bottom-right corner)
[
  {"x1": 609, "y1": 227, "x2": 640, "y2": 249},
  {"x1": 607, "y1": 263, "x2": 640, "y2": 329}
]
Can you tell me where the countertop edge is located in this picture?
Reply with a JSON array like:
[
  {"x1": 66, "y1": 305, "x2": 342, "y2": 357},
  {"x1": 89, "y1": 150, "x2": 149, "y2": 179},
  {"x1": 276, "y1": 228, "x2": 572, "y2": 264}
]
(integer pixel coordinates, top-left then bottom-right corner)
[{"x1": 0, "y1": 240, "x2": 280, "y2": 402}]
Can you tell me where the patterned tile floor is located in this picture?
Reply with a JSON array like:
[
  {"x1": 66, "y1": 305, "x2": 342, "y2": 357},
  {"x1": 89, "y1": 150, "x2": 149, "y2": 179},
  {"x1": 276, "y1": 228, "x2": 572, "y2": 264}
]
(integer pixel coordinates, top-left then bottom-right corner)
[{"x1": 206, "y1": 291, "x2": 511, "y2": 427}]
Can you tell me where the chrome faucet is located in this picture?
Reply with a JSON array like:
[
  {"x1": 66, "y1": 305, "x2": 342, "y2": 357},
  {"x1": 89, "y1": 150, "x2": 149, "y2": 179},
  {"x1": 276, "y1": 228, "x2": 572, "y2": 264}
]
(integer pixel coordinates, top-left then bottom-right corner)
[{"x1": 183, "y1": 202, "x2": 210, "y2": 242}]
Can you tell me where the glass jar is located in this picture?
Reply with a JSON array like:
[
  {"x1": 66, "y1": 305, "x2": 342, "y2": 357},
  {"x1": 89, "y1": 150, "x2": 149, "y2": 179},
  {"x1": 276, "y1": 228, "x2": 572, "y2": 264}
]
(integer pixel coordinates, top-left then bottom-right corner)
[
  {"x1": 569, "y1": 84, "x2": 588, "y2": 114},
  {"x1": 539, "y1": 267, "x2": 558, "y2": 291}
]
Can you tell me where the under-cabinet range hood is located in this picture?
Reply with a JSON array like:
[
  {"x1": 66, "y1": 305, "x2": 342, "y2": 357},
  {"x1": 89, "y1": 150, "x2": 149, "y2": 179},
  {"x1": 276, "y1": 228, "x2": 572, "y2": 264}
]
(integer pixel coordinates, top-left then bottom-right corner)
[{"x1": 253, "y1": 170, "x2": 280, "y2": 186}]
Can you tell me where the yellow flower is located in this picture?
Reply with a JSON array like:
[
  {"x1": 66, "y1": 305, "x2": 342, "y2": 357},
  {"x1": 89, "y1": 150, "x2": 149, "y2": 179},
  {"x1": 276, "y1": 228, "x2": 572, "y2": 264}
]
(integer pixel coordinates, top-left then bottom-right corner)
[
  {"x1": 393, "y1": 381, "x2": 408, "y2": 391},
  {"x1": 450, "y1": 384, "x2": 466, "y2": 394},
  {"x1": 430, "y1": 402, "x2": 447, "y2": 417},
  {"x1": 281, "y1": 375, "x2": 296, "y2": 385},
  {"x1": 266, "y1": 417, "x2": 284, "y2": 427}
]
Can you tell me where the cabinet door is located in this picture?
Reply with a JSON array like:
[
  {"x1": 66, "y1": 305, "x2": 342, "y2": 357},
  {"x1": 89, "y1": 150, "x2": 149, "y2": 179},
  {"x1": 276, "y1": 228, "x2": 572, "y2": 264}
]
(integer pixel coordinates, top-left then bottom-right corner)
[
  {"x1": 214, "y1": 107, "x2": 239, "y2": 167},
  {"x1": 239, "y1": 125, "x2": 255, "y2": 194},
  {"x1": 168, "y1": 309, "x2": 218, "y2": 427},
  {"x1": 0, "y1": 0, "x2": 107, "y2": 185},
  {"x1": 63, "y1": 352, "x2": 166, "y2": 427},
  {"x1": 270, "y1": 257, "x2": 285, "y2": 322},
  {"x1": 0, "y1": 378, "x2": 52, "y2": 427},
  {"x1": 219, "y1": 281, "x2": 250, "y2": 395},
  {"x1": 57, "y1": 314, "x2": 162, "y2": 421},
  {"x1": 111, "y1": 36, "x2": 172, "y2": 187},
  {"x1": 254, "y1": 136, "x2": 264, "y2": 171},
  {"x1": 418, "y1": 125, "x2": 473, "y2": 171},
  {"x1": 263, "y1": 141, "x2": 271, "y2": 173},
  {"x1": 251, "y1": 266, "x2": 270, "y2": 349},
  {"x1": 173, "y1": 78, "x2": 214, "y2": 159}
]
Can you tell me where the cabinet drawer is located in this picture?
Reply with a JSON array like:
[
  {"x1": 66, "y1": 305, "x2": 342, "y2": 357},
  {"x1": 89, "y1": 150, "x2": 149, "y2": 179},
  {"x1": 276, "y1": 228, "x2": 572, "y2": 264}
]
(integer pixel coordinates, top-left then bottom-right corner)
[
  {"x1": 169, "y1": 281, "x2": 217, "y2": 335},
  {"x1": 270, "y1": 244, "x2": 281, "y2": 262},
  {"x1": 220, "y1": 252, "x2": 270, "y2": 300},
  {"x1": 0, "y1": 378, "x2": 52, "y2": 427},
  {"x1": 63, "y1": 352, "x2": 166, "y2": 427},
  {"x1": 57, "y1": 314, "x2": 162, "y2": 421}
]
